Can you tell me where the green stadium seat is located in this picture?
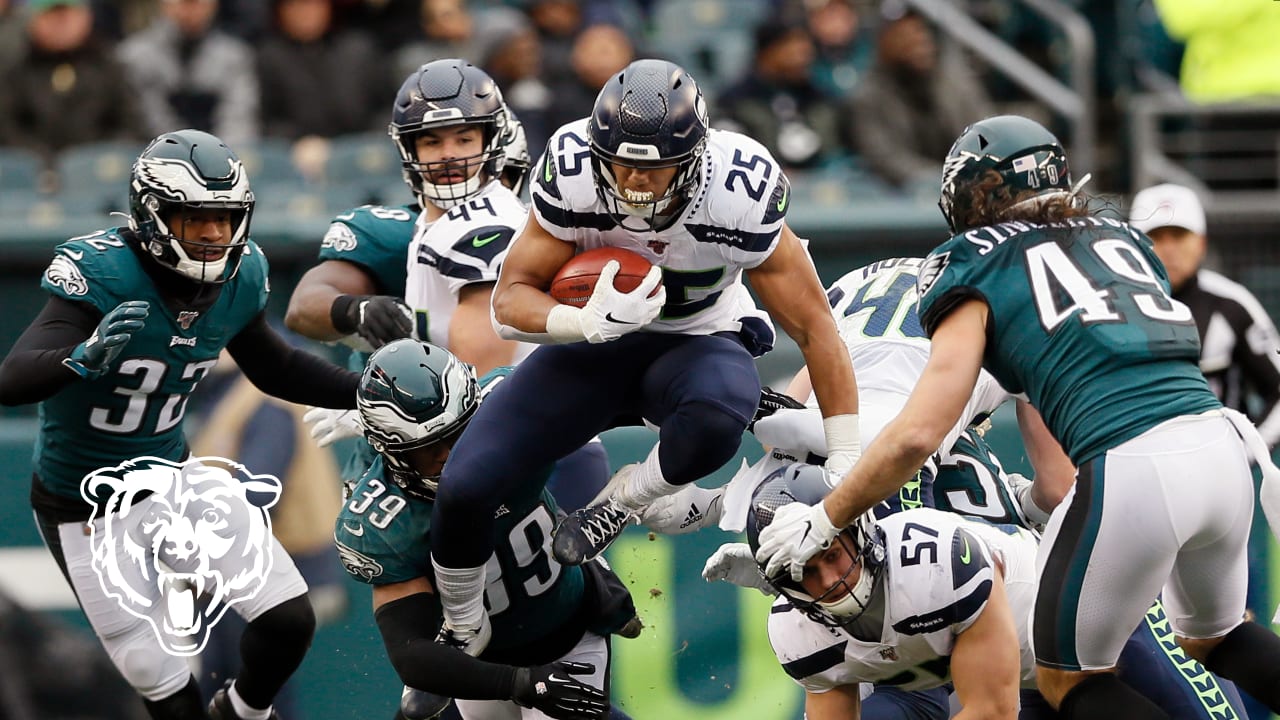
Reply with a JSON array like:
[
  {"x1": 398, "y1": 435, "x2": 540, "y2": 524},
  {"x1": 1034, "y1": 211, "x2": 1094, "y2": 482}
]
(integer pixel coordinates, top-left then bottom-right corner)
[
  {"x1": 324, "y1": 132, "x2": 402, "y2": 191},
  {"x1": 237, "y1": 138, "x2": 305, "y2": 187}
]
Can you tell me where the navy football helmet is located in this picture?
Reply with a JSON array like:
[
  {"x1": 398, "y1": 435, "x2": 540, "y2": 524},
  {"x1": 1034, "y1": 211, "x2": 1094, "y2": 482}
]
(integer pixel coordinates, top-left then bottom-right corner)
[
  {"x1": 499, "y1": 109, "x2": 531, "y2": 196},
  {"x1": 747, "y1": 463, "x2": 887, "y2": 626},
  {"x1": 588, "y1": 59, "x2": 708, "y2": 229},
  {"x1": 357, "y1": 339, "x2": 480, "y2": 500},
  {"x1": 939, "y1": 115, "x2": 1074, "y2": 234},
  {"x1": 128, "y1": 129, "x2": 254, "y2": 284},
  {"x1": 389, "y1": 59, "x2": 508, "y2": 209}
]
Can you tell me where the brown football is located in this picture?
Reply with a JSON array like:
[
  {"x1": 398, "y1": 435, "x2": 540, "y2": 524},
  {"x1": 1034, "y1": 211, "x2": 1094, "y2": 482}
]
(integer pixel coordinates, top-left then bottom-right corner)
[{"x1": 549, "y1": 247, "x2": 659, "y2": 308}]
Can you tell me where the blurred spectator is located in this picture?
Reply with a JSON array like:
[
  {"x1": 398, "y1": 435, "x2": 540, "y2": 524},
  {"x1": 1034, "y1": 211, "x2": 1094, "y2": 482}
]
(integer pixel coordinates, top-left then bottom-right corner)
[
  {"x1": 804, "y1": 0, "x2": 872, "y2": 98},
  {"x1": 1153, "y1": 0, "x2": 1280, "y2": 102},
  {"x1": 257, "y1": 0, "x2": 388, "y2": 179},
  {"x1": 0, "y1": 0, "x2": 25, "y2": 75},
  {"x1": 545, "y1": 23, "x2": 633, "y2": 136},
  {"x1": 716, "y1": 18, "x2": 844, "y2": 170},
  {"x1": 477, "y1": 7, "x2": 553, "y2": 159},
  {"x1": 520, "y1": 0, "x2": 582, "y2": 82},
  {"x1": 117, "y1": 0, "x2": 259, "y2": 145},
  {"x1": 849, "y1": 2, "x2": 992, "y2": 188},
  {"x1": 393, "y1": 0, "x2": 475, "y2": 85},
  {"x1": 0, "y1": 0, "x2": 145, "y2": 168}
]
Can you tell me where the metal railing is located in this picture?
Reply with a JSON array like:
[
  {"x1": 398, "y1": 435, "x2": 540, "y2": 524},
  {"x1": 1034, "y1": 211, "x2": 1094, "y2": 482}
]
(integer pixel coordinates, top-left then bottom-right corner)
[{"x1": 905, "y1": 0, "x2": 1096, "y2": 175}]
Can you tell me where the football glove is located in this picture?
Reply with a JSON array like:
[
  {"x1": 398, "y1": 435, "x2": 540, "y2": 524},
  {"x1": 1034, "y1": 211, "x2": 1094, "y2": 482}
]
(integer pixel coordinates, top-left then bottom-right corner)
[
  {"x1": 702, "y1": 543, "x2": 776, "y2": 596},
  {"x1": 511, "y1": 661, "x2": 607, "y2": 720},
  {"x1": 333, "y1": 294, "x2": 413, "y2": 349},
  {"x1": 545, "y1": 261, "x2": 665, "y2": 344},
  {"x1": 303, "y1": 407, "x2": 363, "y2": 447},
  {"x1": 63, "y1": 300, "x2": 150, "y2": 379},
  {"x1": 754, "y1": 500, "x2": 841, "y2": 582},
  {"x1": 748, "y1": 386, "x2": 806, "y2": 432}
]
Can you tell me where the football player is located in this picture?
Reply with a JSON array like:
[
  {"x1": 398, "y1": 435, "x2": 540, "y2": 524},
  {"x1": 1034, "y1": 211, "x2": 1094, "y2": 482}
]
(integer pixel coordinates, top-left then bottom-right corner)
[
  {"x1": 334, "y1": 339, "x2": 636, "y2": 720},
  {"x1": 754, "y1": 115, "x2": 1280, "y2": 718},
  {"x1": 428, "y1": 58, "x2": 860, "y2": 654},
  {"x1": 0, "y1": 130, "x2": 359, "y2": 720}
]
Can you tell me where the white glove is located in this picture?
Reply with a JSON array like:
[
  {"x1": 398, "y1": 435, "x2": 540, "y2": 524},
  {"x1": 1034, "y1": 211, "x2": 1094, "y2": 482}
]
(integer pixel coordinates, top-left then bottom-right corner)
[
  {"x1": 303, "y1": 407, "x2": 364, "y2": 447},
  {"x1": 638, "y1": 484, "x2": 724, "y2": 535},
  {"x1": 755, "y1": 501, "x2": 841, "y2": 582},
  {"x1": 545, "y1": 261, "x2": 666, "y2": 344},
  {"x1": 702, "y1": 543, "x2": 776, "y2": 596}
]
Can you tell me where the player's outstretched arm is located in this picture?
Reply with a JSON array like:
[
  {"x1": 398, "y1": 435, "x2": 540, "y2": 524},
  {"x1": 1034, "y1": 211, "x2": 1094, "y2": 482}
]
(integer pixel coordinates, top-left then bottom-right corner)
[
  {"x1": 0, "y1": 296, "x2": 117, "y2": 405},
  {"x1": 285, "y1": 259, "x2": 410, "y2": 347},
  {"x1": 228, "y1": 312, "x2": 358, "y2": 409},
  {"x1": 1014, "y1": 400, "x2": 1075, "y2": 516},
  {"x1": 949, "y1": 567, "x2": 1021, "y2": 720},
  {"x1": 748, "y1": 225, "x2": 860, "y2": 475}
]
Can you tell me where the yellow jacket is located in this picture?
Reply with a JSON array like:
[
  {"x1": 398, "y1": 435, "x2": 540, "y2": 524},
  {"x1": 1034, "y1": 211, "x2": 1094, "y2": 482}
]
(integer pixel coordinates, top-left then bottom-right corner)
[{"x1": 1155, "y1": 0, "x2": 1280, "y2": 102}]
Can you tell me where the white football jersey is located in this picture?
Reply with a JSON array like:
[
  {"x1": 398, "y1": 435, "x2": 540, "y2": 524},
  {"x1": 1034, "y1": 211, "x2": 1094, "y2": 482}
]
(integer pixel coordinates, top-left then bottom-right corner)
[
  {"x1": 406, "y1": 181, "x2": 534, "y2": 363},
  {"x1": 768, "y1": 509, "x2": 1038, "y2": 694},
  {"x1": 821, "y1": 258, "x2": 1011, "y2": 451},
  {"x1": 531, "y1": 120, "x2": 788, "y2": 338}
]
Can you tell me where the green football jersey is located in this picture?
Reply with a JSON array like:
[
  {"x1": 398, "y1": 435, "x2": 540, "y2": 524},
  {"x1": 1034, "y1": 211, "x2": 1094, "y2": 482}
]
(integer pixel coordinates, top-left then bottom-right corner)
[
  {"x1": 918, "y1": 218, "x2": 1220, "y2": 464},
  {"x1": 333, "y1": 456, "x2": 584, "y2": 654},
  {"x1": 932, "y1": 429, "x2": 1027, "y2": 528},
  {"x1": 317, "y1": 203, "x2": 419, "y2": 483},
  {"x1": 36, "y1": 229, "x2": 269, "y2": 503}
]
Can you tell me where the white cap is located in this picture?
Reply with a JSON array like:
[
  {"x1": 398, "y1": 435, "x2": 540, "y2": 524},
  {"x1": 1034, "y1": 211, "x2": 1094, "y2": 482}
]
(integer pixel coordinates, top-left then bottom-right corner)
[{"x1": 1129, "y1": 183, "x2": 1207, "y2": 235}]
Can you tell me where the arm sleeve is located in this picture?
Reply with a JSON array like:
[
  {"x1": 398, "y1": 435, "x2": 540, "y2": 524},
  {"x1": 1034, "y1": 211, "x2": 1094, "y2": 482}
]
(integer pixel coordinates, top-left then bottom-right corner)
[
  {"x1": 226, "y1": 312, "x2": 359, "y2": 409},
  {"x1": 375, "y1": 593, "x2": 520, "y2": 699},
  {"x1": 0, "y1": 295, "x2": 101, "y2": 406}
]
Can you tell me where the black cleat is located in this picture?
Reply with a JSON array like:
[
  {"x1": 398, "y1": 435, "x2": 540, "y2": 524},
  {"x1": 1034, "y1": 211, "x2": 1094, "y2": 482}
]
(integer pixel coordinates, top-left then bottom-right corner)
[
  {"x1": 208, "y1": 681, "x2": 279, "y2": 720},
  {"x1": 552, "y1": 499, "x2": 637, "y2": 565}
]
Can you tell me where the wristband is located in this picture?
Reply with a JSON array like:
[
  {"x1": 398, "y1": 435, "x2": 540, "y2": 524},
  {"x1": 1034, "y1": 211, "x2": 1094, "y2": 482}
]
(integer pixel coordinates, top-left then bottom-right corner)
[
  {"x1": 330, "y1": 294, "x2": 364, "y2": 334},
  {"x1": 823, "y1": 413, "x2": 861, "y2": 456},
  {"x1": 545, "y1": 304, "x2": 587, "y2": 344}
]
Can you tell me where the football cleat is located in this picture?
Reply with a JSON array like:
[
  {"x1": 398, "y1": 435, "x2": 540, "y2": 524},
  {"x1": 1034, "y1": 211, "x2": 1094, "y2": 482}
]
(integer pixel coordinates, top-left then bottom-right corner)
[
  {"x1": 400, "y1": 685, "x2": 453, "y2": 720},
  {"x1": 552, "y1": 498, "x2": 637, "y2": 566},
  {"x1": 208, "y1": 681, "x2": 279, "y2": 720},
  {"x1": 434, "y1": 613, "x2": 492, "y2": 658}
]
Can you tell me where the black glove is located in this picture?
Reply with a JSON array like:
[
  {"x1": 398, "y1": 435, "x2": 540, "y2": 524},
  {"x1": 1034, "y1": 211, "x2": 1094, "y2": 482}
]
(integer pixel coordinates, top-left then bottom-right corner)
[
  {"x1": 511, "y1": 662, "x2": 607, "y2": 720},
  {"x1": 331, "y1": 294, "x2": 413, "y2": 349},
  {"x1": 748, "y1": 385, "x2": 806, "y2": 432},
  {"x1": 63, "y1": 300, "x2": 150, "y2": 379}
]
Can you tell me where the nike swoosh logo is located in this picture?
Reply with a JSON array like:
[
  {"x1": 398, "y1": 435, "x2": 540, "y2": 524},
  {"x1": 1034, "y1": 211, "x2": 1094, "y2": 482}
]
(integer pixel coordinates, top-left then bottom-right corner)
[
  {"x1": 604, "y1": 312, "x2": 636, "y2": 325},
  {"x1": 343, "y1": 523, "x2": 364, "y2": 537},
  {"x1": 544, "y1": 155, "x2": 554, "y2": 183},
  {"x1": 64, "y1": 249, "x2": 84, "y2": 260},
  {"x1": 472, "y1": 232, "x2": 501, "y2": 248},
  {"x1": 959, "y1": 536, "x2": 971, "y2": 565},
  {"x1": 776, "y1": 184, "x2": 789, "y2": 212}
]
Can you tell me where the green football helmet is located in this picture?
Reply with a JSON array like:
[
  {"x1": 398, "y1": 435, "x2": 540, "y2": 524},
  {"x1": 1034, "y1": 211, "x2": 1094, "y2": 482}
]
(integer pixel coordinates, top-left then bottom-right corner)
[
  {"x1": 128, "y1": 129, "x2": 255, "y2": 284},
  {"x1": 938, "y1": 115, "x2": 1073, "y2": 234},
  {"x1": 357, "y1": 339, "x2": 480, "y2": 500}
]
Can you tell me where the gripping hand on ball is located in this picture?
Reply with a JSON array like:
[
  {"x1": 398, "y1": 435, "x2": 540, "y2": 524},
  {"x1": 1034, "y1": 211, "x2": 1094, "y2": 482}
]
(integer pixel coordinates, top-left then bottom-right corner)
[{"x1": 546, "y1": 261, "x2": 665, "y2": 344}]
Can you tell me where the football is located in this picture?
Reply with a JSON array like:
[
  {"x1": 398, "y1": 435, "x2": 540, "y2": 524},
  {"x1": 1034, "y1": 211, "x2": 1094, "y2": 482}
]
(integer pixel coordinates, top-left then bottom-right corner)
[{"x1": 549, "y1": 247, "x2": 659, "y2": 308}]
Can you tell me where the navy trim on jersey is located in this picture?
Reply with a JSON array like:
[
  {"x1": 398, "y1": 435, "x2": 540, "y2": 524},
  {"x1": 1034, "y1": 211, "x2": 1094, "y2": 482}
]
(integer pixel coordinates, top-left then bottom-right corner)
[
  {"x1": 416, "y1": 246, "x2": 484, "y2": 282},
  {"x1": 781, "y1": 641, "x2": 849, "y2": 680},
  {"x1": 950, "y1": 527, "x2": 988, "y2": 590},
  {"x1": 891, "y1": 579, "x2": 992, "y2": 636},
  {"x1": 771, "y1": 601, "x2": 794, "y2": 614},
  {"x1": 451, "y1": 224, "x2": 514, "y2": 265},
  {"x1": 1035, "y1": 457, "x2": 1105, "y2": 669},
  {"x1": 685, "y1": 223, "x2": 778, "y2": 253},
  {"x1": 827, "y1": 285, "x2": 845, "y2": 309},
  {"x1": 532, "y1": 194, "x2": 618, "y2": 231}
]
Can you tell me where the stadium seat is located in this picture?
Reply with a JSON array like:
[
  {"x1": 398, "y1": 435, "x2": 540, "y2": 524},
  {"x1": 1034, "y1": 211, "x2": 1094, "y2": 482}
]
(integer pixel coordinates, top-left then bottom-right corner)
[
  {"x1": 0, "y1": 147, "x2": 44, "y2": 193},
  {"x1": 55, "y1": 141, "x2": 140, "y2": 214},
  {"x1": 237, "y1": 138, "x2": 306, "y2": 187},
  {"x1": 649, "y1": 0, "x2": 769, "y2": 95},
  {"x1": 323, "y1": 132, "x2": 402, "y2": 194}
]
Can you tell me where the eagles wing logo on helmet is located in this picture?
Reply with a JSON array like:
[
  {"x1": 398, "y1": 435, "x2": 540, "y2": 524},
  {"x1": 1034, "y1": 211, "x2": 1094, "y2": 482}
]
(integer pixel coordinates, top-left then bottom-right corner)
[
  {"x1": 940, "y1": 151, "x2": 977, "y2": 201},
  {"x1": 45, "y1": 254, "x2": 89, "y2": 296},
  {"x1": 917, "y1": 252, "x2": 951, "y2": 298}
]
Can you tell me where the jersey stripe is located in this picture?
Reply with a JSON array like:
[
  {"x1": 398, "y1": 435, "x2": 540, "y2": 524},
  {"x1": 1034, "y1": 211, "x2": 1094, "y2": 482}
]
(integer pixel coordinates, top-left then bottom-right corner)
[
  {"x1": 532, "y1": 194, "x2": 618, "y2": 231},
  {"x1": 781, "y1": 640, "x2": 849, "y2": 680},
  {"x1": 890, "y1": 579, "x2": 991, "y2": 636}
]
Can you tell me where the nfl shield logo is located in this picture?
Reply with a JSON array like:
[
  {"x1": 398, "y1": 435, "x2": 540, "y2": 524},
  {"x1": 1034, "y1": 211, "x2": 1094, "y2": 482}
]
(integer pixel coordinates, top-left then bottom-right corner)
[
  {"x1": 176, "y1": 311, "x2": 199, "y2": 330},
  {"x1": 878, "y1": 647, "x2": 898, "y2": 661},
  {"x1": 647, "y1": 240, "x2": 668, "y2": 255}
]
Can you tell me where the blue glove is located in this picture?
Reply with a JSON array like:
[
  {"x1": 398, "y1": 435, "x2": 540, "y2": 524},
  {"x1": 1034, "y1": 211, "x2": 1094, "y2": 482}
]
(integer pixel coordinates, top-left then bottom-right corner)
[{"x1": 63, "y1": 300, "x2": 150, "y2": 379}]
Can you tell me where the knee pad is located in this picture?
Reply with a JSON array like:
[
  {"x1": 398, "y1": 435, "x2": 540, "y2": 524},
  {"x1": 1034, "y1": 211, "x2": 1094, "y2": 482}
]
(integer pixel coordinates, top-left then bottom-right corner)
[{"x1": 108, "y1": 626, "x2": 191, "y2": 700}]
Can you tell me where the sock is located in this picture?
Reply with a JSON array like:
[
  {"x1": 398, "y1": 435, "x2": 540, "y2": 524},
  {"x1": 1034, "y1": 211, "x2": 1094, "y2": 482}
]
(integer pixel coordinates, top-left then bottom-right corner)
[
  {"x1": 229, "y1": 681, "x2": 272, "y2": 720},
  {"x1": 1058, "y1": 673, "x2": 1169, "y2": 720},
  {"x1": 141, "y1": 676, "x2": 206, "y2": 720},
  {"x1": 1202, "y1": 621, "x2": 1280, "y2": 711},
  {"x1": 431, "y1": 559, "x2": 486, "y2": 629},
  {"x1": 616, "y1": 442, "x2": 682, "y2": 510}
]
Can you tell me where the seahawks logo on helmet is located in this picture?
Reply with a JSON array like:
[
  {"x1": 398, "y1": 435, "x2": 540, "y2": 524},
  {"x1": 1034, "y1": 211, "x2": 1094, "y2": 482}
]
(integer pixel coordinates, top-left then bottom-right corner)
[{"x1": 45, "y1": 253, "x2": 89, "y2": 296}]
